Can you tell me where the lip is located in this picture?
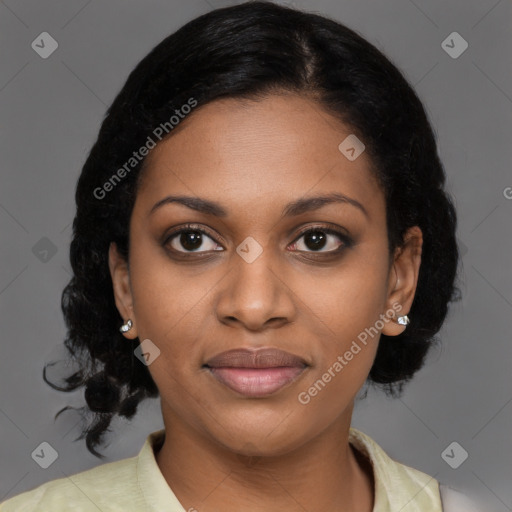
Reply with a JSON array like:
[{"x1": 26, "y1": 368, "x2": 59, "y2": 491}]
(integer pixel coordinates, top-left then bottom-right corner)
[{"x1": 204, "y1": 348, "x2": 308, "y2": 397}]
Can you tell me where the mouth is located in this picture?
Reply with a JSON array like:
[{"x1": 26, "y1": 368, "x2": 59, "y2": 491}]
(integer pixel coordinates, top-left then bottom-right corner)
[{"x1": 203, "y1": 347, "x2": 309, "y2": 398}]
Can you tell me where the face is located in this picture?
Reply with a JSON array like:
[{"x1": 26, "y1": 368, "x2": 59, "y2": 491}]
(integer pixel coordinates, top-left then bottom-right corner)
[{"x1": 109, "y1": 93, "x2": 422, "y2": 456}]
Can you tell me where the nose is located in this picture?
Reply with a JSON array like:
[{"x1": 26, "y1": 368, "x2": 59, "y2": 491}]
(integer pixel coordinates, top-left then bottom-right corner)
[{"x1": 214, "y1": 247, "x2": 296, "y2": 332}]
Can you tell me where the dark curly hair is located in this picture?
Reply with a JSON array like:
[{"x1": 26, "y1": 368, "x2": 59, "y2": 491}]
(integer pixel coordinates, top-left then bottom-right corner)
[{"x1": 43, "y1": 0, "x2": 461, "y2": 458}]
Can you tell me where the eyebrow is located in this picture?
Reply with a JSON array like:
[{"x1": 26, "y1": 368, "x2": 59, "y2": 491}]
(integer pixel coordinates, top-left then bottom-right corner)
[{"x1": 149, "y1": 192, "x2": 369, "y2": 219}]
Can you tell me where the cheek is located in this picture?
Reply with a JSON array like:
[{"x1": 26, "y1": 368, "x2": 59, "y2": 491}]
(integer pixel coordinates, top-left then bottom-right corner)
[
  {"x1": 294, "y1": 285, "x2": 383, "y2": 426},
  {"x1": 127, "y1": 254, "x2": 211, "y2": 412},
  {"x1": 128, "y1": 236, "x2": 214, "y2": 337},
  {"x1": 293, "y1": 250, "x2": 388, "y2": 403},
  {"x1": 297, "y1": 248, "x2": 390, "y2": 341}
]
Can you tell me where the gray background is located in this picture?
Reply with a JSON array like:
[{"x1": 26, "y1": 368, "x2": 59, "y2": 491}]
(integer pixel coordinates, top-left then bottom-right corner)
[{"x1": 1, "y1": 0, "x2": 511, "y2": 510}]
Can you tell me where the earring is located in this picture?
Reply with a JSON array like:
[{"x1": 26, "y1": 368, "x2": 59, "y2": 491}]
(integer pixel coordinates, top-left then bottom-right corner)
[
  {"x1": 397, "y1": 315, "x2": 410, "y2": 326},
  {"x1": 119, "y1": 319, "x2": 133, "y2": 333}
]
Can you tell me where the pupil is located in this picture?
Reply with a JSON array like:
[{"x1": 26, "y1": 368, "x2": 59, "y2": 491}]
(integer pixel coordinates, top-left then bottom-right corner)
[
  {"x1": 181, "y1": 231, "x2": 202, "y2": 251},
  {"x1": 305, "y1": 231, "x2": 326, "y2": 250}
]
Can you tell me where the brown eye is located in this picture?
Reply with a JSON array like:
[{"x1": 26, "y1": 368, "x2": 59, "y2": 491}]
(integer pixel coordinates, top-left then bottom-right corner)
[
  {"x1": 165, "y1": 225, "x2": 223, "y2": 253},
  {"x1": 289, "y1": 227, "x2": 352, "y2": 253}
]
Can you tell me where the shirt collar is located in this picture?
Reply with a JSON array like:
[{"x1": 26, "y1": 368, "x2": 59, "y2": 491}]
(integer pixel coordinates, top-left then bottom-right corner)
[
  {"x1": 136, "y1": 429, "x2": 185, "y2": 512},
  {"x1": 348, "y1": 427, "x2": 442, "y2": 511}
]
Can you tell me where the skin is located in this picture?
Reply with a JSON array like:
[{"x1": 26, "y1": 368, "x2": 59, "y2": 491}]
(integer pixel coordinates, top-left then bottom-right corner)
[{"x1": 109, "y1": 92, "x2": 423, "y2": 512}]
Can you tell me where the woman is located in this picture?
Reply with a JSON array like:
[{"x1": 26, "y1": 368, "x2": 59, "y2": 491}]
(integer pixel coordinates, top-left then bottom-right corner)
[{"x1": 0, "y1": 2, "x2": 482, "y2": 511}]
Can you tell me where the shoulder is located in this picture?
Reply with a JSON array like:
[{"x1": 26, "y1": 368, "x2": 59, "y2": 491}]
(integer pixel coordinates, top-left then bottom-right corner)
[
  {"x1": 0, "y1": 454, "x2": 144, "y2": 512},
  {"x1": 348, "y1": 428, "x2": 484, "y2": 512}
]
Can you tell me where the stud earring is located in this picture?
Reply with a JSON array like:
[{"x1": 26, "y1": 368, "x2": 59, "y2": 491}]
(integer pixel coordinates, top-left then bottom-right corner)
[
  {"x1": 397, "y1": 315, "x2": 410, "y2": 326},
  {"x1": 119, "y1": 319, "x2": 133, "y2": 333}
]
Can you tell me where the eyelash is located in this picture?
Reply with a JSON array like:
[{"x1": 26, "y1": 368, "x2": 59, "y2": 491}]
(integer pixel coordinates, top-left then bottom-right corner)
[{"x1": 163, "y1": 222, "x2": 352, "y2": 257}]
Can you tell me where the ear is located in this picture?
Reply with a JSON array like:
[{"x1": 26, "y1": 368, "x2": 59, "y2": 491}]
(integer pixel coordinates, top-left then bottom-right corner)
[
  {"x1": 108, "y1": 242, "x2": 138, "y2": 339},
  {"x1": 381, "y1": 226, "x2": 423, "y2": 336}
]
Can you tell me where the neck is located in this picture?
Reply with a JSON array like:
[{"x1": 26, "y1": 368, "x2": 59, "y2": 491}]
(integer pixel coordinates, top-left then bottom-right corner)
[{"x1": 154, "y1": 402, "x2": 374, "y2": 512}]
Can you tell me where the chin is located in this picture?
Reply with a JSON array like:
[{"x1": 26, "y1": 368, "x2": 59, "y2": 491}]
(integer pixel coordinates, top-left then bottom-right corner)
[{"x1": 204, "y1": 411, "x2": 314, "y2": 458}]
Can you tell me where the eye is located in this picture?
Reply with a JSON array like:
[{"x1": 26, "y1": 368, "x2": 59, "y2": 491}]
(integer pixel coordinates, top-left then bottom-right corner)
[
  {"x1": 163, "y1": 223, "x2": 352, "y2": 256},
  {"x1": 288, "y1": 226, "x2": 351, "y2": 253},
  {"x1": 164, "y1": 224, "x2": 223, "y2": 253}
]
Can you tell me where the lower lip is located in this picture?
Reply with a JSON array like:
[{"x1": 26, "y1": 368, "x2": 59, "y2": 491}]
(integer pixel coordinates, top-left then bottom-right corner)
[{"x1": 207, "y1": 366, "x2": 306, "y2": 397}]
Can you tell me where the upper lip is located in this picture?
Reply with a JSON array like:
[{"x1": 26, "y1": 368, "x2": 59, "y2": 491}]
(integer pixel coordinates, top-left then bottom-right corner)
[{"x1": 204, "y1": 348, "x2": 308, "y2": 369}]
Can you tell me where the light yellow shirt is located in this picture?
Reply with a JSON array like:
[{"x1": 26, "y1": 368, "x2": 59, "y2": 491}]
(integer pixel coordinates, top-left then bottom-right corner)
[{"x1": 0, "y1": 427, "x2": 443, "y2": 511}]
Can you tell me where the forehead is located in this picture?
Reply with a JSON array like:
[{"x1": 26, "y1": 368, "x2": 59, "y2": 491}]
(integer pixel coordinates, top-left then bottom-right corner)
[{"x1": 135, "y1": 93, "x2": 384, "y2": 220}]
